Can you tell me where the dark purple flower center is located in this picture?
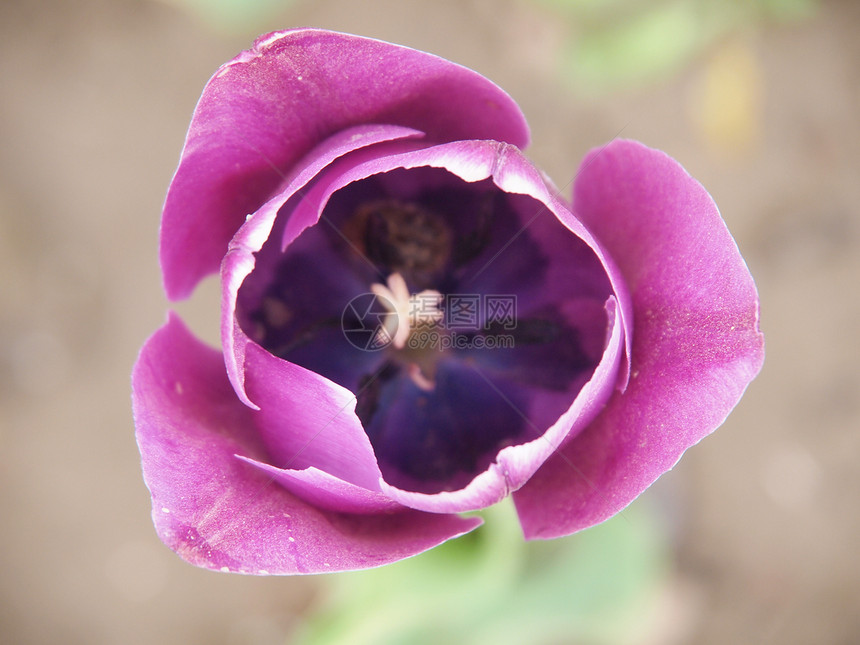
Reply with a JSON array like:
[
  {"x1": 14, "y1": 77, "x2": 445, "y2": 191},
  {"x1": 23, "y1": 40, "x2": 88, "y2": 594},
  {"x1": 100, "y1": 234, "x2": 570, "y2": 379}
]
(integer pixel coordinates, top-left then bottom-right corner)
[{"x1": 237, "y1": 167, "x2": 612, "y2": 494}]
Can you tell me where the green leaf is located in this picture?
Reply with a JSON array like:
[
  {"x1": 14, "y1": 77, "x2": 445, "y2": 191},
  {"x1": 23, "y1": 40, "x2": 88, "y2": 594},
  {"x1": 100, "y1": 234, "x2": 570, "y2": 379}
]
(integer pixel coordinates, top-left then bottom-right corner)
[
  {"x1": 295, "y1": 499, "x2": 670, "y2": 645},
  {"x1": 161, "y1": 0, "x2": 296, "y2": 34}
]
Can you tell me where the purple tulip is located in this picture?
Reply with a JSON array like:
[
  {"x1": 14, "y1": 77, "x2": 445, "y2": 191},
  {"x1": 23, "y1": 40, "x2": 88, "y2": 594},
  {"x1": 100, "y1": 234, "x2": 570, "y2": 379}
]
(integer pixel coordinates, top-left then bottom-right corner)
[{"x1": 132, "y1": 29, "x2": 764, "y2": 574}]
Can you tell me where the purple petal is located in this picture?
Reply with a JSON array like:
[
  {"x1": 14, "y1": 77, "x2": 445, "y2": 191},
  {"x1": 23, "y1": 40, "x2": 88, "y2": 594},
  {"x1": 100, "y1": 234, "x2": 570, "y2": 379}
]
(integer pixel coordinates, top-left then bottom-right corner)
[
  {"x1": 242, "y1": 342, "x2": 384, "y2": 491},
  {"x1": 132, "y1": 313, "x2": 480, "y2": 574},
  {"x1": 221, "y1": 124, "x2": 424, "y2": 408},
  {"x1": 235, "y1": 457, "x2": 402, "y2": 514},
  {"x1": 514, "y1": 139, "x2": 765, "y2": 539},
  {"x1": 161, "y1": 29, "x2": 530, "y2": 301}
]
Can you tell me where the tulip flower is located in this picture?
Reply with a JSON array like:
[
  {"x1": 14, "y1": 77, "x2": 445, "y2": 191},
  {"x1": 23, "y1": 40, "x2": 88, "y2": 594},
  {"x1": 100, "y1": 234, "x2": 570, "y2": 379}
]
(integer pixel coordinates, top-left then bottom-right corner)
[{"x1": 133, "y1": 29, "x2": 763, "y2": 574}]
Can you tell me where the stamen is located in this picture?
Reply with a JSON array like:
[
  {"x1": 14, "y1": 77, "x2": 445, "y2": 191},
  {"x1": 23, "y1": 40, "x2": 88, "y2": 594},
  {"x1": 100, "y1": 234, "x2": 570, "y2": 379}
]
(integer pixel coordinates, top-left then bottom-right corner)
[{"x1": 370, "y1": 272, "x2": 442, "y2": 350}]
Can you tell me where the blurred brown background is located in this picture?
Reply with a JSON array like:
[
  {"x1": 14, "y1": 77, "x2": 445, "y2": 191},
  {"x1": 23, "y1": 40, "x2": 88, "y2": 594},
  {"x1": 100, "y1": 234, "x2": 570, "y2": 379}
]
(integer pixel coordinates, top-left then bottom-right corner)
[{"x1": 1, "y1": 0, "x2": 858, "y2": 643}]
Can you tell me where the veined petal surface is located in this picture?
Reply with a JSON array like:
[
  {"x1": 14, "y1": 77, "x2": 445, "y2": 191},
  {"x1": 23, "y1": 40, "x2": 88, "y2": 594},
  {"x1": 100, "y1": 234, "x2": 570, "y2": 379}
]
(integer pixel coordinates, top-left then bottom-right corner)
[
  {"x1": 161, "y1": 29, "x2": 529, "y2": 300},
  {"x1": 514, "y1": 140, "x2": 764, "y2": 539},
  {"x1": 132, "y1": 313, "x2": 481, "y2": 573}
]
